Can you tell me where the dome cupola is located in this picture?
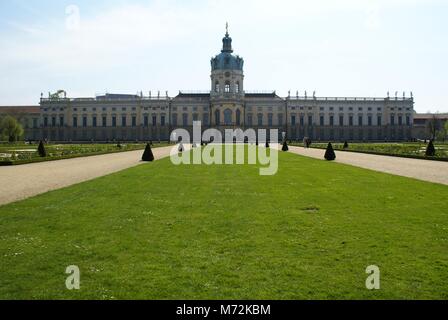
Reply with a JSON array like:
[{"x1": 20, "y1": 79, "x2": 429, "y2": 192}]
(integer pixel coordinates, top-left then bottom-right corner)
[
  {"x1": 210, "y1": 24, "x2": 245, "y2": 97},
  {"x1": 222, "y1": 27, "x2": 233, "y2": 53},
  {"x1": 211, "y1": 24, "x2": 244, "y2": 72}
]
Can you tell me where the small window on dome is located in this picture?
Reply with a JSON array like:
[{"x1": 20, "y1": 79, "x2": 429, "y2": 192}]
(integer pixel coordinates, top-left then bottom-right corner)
[
  {"x1": 236, "y1": 82, "x2": 240, "y2": 93},
  {"x1": 215, "y1": 82, "x2": 219, "y2": 93}
]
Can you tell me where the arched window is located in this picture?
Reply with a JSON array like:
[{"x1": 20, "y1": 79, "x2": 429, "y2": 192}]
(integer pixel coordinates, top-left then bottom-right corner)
[
  {"x1": 225, "y1": 81, "x2": 231, "y2": 93},
  {"x1": 236, "y1": 109, "x2": 241, "y2": 126},
  {"x1": 224, "y1": 109, "x2": 233, "y2": 125},
  {"x1": 215, "y1": 82, "x2": 219, "y2": 93},
  {"x1": 235, "y1": 82, "x2": 240, "y2": 94},
  {"x1": 215, "y1": 110, "x2": 220, "y2": 125}
]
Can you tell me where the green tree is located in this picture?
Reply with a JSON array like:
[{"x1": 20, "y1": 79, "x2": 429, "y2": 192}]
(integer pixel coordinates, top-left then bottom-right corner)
[{"x1": 1, "y1": 116, "x2": 24, "y2": 143}]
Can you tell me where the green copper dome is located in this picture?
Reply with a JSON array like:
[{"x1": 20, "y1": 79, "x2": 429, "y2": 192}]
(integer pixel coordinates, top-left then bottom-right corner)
[{"x1": 211, "y1": 28, "x2": 244, "y2": 72}]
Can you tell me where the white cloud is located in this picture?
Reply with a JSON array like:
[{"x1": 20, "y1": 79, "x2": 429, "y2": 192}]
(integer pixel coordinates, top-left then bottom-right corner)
[{"x1": 0, "y1": 0, "x2": 427, "y2": 70}]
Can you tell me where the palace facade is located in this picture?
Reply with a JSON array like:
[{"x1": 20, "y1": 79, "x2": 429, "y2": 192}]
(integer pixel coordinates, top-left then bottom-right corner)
[{"x1": 2, "y1": 28, "x2": 417, "y2": 142}]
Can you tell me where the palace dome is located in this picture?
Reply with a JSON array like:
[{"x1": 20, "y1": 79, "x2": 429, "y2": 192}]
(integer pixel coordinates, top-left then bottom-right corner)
[{"x1": 211, "y1": 30, "x2": 244, "y2": 72}]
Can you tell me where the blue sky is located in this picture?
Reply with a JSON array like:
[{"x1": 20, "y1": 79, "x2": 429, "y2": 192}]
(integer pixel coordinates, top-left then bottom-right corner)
[{"x1": 0, "y1": 0, "x2": 447, "y2": 112}]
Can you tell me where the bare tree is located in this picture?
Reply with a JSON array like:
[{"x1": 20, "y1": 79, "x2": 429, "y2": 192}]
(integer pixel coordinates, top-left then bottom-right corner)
[
  {"x1": 440, "y1": 120, "x2": 448, "y2": 142},
  {"x1": 427, "y1": 115, "x2": 439, "y2": 141}
]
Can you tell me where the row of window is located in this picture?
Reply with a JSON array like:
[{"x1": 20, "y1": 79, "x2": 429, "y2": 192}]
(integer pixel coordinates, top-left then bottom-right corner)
[
  {"x1": 172, "y1": 114, "x2": 210, "y2": 126},
  {"x1": 43, "y1": 105, "x2": 412, "y2": 113},
  {"x1": 43, "y1": 106, "x2": 169, "y2": 113},
  {"x1": 173, "y1": 106, "x2": 209, "y2": 112},
  {"x1": 289, "y1": 106, "x2": 412, "y2": 112},
  {"x1": 291, "y1": 114, "x2": 412, "y2": 126},
  {"x1": 246, "y1": 113, "x2": 283, "y2": 127},
  {"x1": 215, "y1": 81, "x2": 241, "y2": 94},
  {"x1": 41, "y1": 113, "x2": 413, "y2": 128},
  {"x1": 43, "y1": 115, "x2": 166, "y2": 128}
]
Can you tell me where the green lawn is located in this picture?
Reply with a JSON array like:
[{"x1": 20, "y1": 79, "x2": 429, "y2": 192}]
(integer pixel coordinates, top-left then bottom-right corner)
[{"x1": 0, "y1": 148, "x2": 447, "y2": 299}]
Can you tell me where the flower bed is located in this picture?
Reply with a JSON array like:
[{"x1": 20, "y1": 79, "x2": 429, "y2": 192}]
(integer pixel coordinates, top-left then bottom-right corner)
[
  {"x1": 0, "y1": 143, "x2": 159, "y2": 165},
  {"x1": 292, "y1": 142, "x2": 448, "y2": 161}
]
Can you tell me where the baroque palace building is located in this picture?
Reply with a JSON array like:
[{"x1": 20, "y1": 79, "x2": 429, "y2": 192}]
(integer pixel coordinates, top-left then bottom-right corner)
[{"x1": 1, "y1": 27, "x2": 417, "y2": 142}]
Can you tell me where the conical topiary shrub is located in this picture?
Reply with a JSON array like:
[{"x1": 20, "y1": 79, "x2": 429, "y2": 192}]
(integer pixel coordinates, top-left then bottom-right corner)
[
  {"x1": 343, "y1": 141, "x2": 349, "y2": 149},
  {"x1": 282, "y1": 141, "x2": 289, "y2": 152},
  {"x1": 265, "y1": 142, "x2": 270, "y2": 148},
  {"x1": 178, "y1": 143, "x2": 184, "y2": 153},
  {"x1": 38, "y1": 140, "x2": 47, "y2": 157},
  {"x1": 426, "y1": 140, "x2": 436, "y2": 157},
  {"x1": 324, "y1": 142, "x2": 336, "y2": 161},
  {"x1": 141, "y1": 143, "x2": 154, "y2": 162}
]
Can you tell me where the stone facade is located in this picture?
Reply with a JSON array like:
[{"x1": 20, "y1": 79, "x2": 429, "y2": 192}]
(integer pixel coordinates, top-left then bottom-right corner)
[{"x1": 1, "y1": 29, "x2": 418, "y2": 142}]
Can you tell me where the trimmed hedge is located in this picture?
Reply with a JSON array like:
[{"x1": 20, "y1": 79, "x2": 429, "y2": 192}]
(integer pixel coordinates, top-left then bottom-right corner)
[
  {"x1": 141, "y1": 143, "x2": 155, "y2": 162},
  {"x1": 324, "y1": 143, "x2": 336, "y2": 161},
  {"x1": 426, "y1": 141, "x2": 436, "y2": 157},
  {"x1": 38, "y1": 141, "x2": 47, "y2": 157}
]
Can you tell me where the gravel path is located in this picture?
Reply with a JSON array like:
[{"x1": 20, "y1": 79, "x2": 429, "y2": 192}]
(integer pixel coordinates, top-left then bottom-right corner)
[
  {"x1": 288, "y1": 146, "x2": 448, "y2": 186},
  {"x1": 0, "y1": 146, "x2": 180, "y2": 206}
]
